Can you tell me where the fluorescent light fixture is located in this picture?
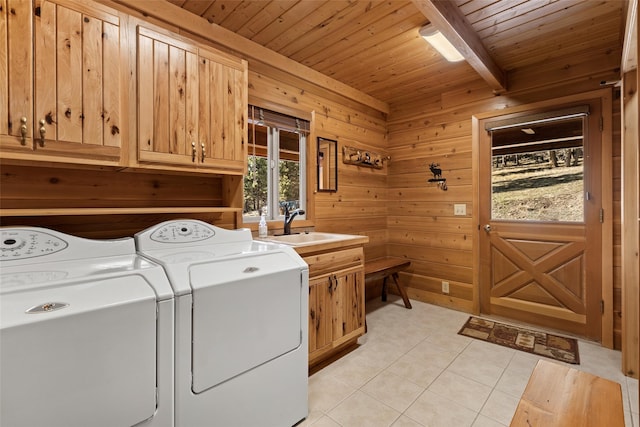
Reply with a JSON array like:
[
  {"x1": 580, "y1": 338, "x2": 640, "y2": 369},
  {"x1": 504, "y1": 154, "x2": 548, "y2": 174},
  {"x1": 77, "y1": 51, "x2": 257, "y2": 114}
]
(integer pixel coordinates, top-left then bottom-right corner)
[{"x1": 419, "y1": 24, "x2": 465, "y2": 62}]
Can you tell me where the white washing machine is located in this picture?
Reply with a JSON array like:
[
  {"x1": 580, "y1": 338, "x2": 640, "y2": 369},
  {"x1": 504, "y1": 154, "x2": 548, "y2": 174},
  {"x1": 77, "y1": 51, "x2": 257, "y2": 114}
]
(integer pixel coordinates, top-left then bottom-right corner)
[
  {"x1": 0, "y1": 227, "x2": 174, "y2": 427},
  {"x1": 135, "y1": 220, "x2": 309, "y2": 427}
]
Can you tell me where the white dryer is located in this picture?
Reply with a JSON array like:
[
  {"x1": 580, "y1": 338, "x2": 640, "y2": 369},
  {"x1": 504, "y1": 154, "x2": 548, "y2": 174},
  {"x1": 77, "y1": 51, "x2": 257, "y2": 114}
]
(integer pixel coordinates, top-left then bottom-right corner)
[
  {"x1": 0, "y1": 227, "x2": 174, "y2": 427},
  {"x1": 135, "y1": 220, "x2": 309, "y2": 427}
]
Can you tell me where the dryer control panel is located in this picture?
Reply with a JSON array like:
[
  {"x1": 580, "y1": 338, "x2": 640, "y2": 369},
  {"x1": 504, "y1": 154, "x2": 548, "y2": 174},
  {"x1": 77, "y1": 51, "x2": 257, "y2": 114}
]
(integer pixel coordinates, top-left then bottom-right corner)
[
  {"x1": 1, "y1": 230, "x2": 68, "y2": 260},
  {"x1": 149, "y1": 221, "x2": 216, "y2": 243}
]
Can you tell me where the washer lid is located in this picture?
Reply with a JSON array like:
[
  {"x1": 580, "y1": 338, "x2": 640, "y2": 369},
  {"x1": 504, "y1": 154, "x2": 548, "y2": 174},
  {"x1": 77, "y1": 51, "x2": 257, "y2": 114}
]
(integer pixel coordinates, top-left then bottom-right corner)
[
  {"x1": 1, "y1": 228, "x2": 173, "y2": 301},
  {"x1": 1, "y1": 227, "x2": 135, "y2": 265},
  {"x1": 1, "y1": 275, "x2": 158, "y2": 427}
]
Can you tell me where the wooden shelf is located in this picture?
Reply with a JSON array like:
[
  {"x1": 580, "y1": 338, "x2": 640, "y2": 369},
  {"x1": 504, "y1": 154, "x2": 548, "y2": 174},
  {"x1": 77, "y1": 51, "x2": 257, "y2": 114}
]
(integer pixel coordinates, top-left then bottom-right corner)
[{"x1": 0, "y1": 207, "x2": 242, "y2": 217}]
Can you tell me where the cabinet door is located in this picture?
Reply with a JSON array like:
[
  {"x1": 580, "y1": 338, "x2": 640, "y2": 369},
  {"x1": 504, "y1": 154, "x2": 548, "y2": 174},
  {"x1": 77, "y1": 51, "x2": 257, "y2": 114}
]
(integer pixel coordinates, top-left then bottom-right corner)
[
  {"x1": 137, "y1": 26, "x2": 199, "y2": 168},
  {"x1": 137, "y1": 25, "x2": 246, "y2": 173},
  {"x1": 332, "y1": 266, "x2": 366, "y2": 343},
  {"x1": 34, "y1": 0, "x2": 122, "y2": 161},
  {"x1": 0, "y1": 0, "x2": 33, "y2": 150},
  {"x1": 308, "y1": 276, "x2": 333, "y2": 355},
  {"x1": 196, "y1": 47, "x2": 245, "y2": 172},
  {"x1": 1, "y1": 0, "x2": 122, "y2": 163}
]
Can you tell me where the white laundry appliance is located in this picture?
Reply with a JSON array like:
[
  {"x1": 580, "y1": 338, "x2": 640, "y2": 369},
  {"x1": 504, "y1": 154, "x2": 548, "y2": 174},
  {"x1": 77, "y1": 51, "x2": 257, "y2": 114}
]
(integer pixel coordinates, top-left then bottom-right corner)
[
  {"x1": 0, "y1": 227, "x2": 174, "y2": 427},
  {"x1": 135, "y1": 220, "x2": 309, "y2": 427}
]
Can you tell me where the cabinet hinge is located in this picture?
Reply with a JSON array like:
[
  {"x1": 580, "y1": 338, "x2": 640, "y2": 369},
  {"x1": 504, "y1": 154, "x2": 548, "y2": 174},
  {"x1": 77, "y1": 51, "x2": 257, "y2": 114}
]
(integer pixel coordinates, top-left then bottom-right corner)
[
  {"x1": 599, "y1": 208, "x2": 604, "y2": 223},
  {"x1": 600, "y1": 300, "x2": 605, "y2": 314},
  {"x1": 599, "y1": 117, "x2": 604, "y2": 132}
]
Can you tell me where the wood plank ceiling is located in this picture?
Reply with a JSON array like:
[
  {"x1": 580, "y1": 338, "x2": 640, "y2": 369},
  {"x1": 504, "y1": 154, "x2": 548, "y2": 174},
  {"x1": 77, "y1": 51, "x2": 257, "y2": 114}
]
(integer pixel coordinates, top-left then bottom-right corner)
[{"x1": 168, "y1": 0, "x2": 626, "y2": 109}]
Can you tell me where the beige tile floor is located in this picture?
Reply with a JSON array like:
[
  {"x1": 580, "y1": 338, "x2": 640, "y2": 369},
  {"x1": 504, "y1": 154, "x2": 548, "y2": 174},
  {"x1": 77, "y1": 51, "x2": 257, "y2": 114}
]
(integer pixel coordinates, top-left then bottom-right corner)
[{"x1": 302, "y1": 297, "x2": 639, "y2": 427}]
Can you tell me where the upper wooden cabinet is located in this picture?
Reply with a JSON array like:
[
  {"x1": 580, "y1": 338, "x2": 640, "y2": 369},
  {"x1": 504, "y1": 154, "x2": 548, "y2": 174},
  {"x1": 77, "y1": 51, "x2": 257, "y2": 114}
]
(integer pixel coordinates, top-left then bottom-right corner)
[
  {"x1": 136, "y1": 25, "x2": 247, "y2": 174},
  {"x1": 0, "y1": 0, "x2": 123, "y2": 164}
]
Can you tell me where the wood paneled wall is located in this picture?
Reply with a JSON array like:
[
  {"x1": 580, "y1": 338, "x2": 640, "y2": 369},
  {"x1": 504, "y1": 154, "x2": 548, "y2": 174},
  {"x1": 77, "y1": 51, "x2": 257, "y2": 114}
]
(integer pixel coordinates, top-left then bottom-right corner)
[
  {"x1": 0, "y1": 164, "x2": 237, "y2": 237},
  {"x1": 387, "y1": 62, "x2": 622, "y2": 346},
  {"x1": 248, "y1": 68, "x2": 389, "y2": 262}
]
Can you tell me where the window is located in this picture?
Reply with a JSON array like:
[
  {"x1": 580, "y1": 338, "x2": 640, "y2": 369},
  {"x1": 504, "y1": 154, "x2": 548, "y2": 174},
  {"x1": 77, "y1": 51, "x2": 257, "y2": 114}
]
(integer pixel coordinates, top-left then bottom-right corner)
[
  {"x1": 487, "y1": 107, "x2": 587, "y2": 222},
  {"x1": 243, "y1": 106, "x2": 308, "y2": 222}
]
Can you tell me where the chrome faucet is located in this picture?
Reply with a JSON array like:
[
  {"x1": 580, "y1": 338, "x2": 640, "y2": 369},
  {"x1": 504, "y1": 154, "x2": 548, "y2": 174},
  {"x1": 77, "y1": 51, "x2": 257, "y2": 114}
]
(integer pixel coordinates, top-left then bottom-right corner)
[{"x1": 283, "y1": 207, "x2": 305, "y2": 235}]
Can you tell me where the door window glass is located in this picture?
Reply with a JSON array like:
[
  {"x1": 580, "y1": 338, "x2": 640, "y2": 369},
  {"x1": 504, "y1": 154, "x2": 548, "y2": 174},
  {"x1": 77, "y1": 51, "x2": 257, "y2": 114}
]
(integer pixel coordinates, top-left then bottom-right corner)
[{"x1": 490, "y1": 116, "x2": 585, "y2": 222}]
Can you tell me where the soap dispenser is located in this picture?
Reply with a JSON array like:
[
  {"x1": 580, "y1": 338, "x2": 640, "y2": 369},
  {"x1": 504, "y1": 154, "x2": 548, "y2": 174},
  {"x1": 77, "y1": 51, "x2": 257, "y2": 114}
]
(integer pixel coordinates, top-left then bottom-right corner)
[{"x1": 258, "y1": 213, "x2": 268, "y2": 238}]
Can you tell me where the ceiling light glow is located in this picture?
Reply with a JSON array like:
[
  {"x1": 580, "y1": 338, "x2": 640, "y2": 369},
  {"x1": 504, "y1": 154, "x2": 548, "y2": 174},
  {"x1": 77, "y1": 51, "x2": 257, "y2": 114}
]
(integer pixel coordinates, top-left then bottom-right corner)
[{"x1": 419, "y1": 24, "x2": 465, "y2": 62}]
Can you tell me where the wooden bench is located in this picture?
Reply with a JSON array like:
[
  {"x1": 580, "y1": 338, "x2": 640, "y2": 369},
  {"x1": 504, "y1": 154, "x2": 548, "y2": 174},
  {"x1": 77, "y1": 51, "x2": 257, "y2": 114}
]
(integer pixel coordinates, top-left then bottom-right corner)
[
  {"x1": 364, "y1": 257, "x2": 412, "y2": 309},
  {"x1": 510, "y1": 359, "x2": 624, "y2": 427}
]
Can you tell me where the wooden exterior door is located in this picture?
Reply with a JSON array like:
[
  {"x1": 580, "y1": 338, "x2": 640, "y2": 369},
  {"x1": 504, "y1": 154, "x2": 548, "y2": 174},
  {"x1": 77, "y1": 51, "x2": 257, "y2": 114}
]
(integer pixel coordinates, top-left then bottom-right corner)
[{"x1": 478, "y1": 99, "x2": 604, "y2": 340}]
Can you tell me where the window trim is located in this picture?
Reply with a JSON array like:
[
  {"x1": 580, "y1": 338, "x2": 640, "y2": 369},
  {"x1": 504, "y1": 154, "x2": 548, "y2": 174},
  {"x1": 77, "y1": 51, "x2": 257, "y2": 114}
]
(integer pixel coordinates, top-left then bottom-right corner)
[{"x1": 243, "y1": 116, "x2": 308, "y2": 224}]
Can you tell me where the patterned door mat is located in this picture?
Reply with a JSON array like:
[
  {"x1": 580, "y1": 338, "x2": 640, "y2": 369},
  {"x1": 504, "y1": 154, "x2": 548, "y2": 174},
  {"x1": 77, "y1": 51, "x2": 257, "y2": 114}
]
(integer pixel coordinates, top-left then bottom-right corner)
[{"x1": 458, "y1": 316, "x2": 580, "y2": 364}]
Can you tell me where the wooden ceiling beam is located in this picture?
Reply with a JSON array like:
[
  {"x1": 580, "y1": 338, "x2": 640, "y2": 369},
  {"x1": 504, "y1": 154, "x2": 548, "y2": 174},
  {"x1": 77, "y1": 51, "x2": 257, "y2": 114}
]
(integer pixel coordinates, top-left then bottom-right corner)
[{"x1": 411, "y1": 0, "x2": 507, "y2": 92}]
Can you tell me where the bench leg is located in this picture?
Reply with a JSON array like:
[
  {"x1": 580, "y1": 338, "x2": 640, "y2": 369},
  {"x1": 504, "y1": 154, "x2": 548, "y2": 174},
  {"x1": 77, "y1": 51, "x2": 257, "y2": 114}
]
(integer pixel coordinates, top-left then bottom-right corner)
[
  {"x1": 391, "y1": 272, "x2": 412, "y2": 309},
  {"x1": 381, "y1": 277, "x2": 388, "y2": 302}
]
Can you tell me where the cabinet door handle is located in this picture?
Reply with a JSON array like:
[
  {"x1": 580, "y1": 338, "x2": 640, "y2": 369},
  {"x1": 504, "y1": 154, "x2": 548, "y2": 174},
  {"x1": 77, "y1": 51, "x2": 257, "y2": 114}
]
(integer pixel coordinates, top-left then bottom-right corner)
[
  {"x1": 19, "y1": 117, "x2": 27, "y2": 146},
  {"x1": 191, "y1": 142, "x2": 196, "y2": 162},
  {"x1": 38, "y1": 119, "x2": 46, "y2": 147},
  {"x1": 201, "y1": 142, "x2": 206, "y2": 162}
]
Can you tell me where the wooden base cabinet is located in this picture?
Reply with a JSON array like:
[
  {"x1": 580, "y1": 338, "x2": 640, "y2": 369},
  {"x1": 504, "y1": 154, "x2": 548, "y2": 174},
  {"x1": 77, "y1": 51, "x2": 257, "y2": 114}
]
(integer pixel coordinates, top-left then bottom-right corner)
[{"x1": 304, "y1": 246, "x2": 366, "y2": 367}]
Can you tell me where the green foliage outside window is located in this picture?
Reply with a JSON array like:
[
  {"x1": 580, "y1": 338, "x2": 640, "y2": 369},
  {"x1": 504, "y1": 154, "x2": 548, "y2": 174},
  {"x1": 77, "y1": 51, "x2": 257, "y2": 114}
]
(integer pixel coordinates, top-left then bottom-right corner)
[
  {"x1": 244, "y1": 157, "x2": 268, "y2": 217},
  {"x1": 244, "y1": 157, "x2": 301, "y2": 217}
]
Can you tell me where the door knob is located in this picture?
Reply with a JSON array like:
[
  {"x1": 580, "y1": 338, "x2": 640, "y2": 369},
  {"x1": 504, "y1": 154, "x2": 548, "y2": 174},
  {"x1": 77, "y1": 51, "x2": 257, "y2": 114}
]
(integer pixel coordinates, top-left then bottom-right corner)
[{"x1": 484, "y1": 224, "x2": 491, "y2": 232}]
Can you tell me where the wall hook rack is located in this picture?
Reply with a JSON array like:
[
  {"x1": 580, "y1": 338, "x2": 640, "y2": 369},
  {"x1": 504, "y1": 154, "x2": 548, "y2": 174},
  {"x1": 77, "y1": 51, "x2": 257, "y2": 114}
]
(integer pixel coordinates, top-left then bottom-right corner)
[
  {"x1": 342, "y1": 145, "x2": 389, "y2": 169},
  {"x1": 427, "y1": 162, "x2": 447, "y2": 190}
]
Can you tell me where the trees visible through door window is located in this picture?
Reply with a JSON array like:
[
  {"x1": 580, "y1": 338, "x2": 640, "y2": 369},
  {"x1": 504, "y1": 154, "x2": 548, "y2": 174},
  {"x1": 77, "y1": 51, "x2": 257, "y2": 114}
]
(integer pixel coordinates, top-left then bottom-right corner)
[
  {"x1": 489, "y1": 114, "x2": 585, "y2": 222},
  {"x1": 243, "y1": 107, "x2": 308, "y2": 222}
]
